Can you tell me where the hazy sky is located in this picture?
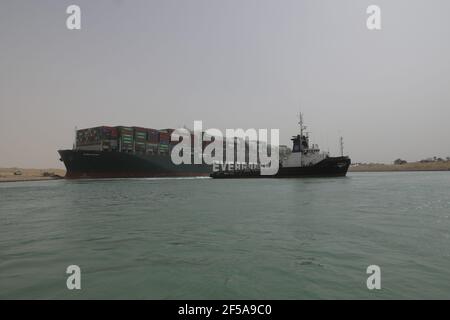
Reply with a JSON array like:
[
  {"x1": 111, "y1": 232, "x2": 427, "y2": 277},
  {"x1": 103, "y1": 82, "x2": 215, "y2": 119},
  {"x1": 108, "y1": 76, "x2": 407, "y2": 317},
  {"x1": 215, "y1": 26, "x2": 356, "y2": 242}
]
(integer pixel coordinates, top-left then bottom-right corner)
[{"x1": 1, "y1": 0, "x2": 450, "y2": 168}]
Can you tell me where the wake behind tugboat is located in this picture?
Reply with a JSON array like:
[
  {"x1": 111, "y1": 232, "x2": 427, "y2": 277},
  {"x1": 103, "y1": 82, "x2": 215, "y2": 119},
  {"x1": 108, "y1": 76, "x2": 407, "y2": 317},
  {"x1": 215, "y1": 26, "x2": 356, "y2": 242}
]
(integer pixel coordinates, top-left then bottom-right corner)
[{"x1": 210, "y1": 114, "x2": 351, "y2": 178}]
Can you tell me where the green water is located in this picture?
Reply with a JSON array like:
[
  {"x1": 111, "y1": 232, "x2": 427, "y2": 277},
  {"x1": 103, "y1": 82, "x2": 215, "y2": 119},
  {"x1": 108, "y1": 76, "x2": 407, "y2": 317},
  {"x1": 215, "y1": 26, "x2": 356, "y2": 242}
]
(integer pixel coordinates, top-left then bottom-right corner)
[{"x1": 1, "y1": 172, "x2": 450, "y2": 299}]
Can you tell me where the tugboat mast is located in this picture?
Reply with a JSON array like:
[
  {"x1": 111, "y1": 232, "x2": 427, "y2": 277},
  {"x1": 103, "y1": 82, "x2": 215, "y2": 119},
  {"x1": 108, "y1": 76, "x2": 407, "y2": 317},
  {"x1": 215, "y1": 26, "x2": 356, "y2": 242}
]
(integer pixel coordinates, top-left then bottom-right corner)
[
  {"x1": 298, "y1": 113, "x2": 306, "y2": 137},
  {"x1": 298, "y1": 113, "x2": 307, "y2": 166}
]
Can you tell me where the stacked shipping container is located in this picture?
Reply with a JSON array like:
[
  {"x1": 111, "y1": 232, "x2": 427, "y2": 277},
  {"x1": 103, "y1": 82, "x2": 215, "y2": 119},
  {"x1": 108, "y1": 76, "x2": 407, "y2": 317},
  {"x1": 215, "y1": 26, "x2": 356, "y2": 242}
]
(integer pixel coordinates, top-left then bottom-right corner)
[
  {"x1": 75, "y1": 126, "x2": 222, "y2": 156},
  {"x1": 101, "y1": 126, "x2": 118, "y2": 151},
  {"x1": 158, "y1": 130, "x2": 170, "y2": 154},
  {"x1": 146, "y1": 129, "x2": 159, "y2": 154},
  {"x1": 133, "y1": 127, "x2": 147, "y2": 153},
  {"x1": 76, "y1": 127, "x2": 102, "y2": 146},
  {"x1": 118, "y1": 126, "x2": 134, "y2": 152},
  {"x1": 76, "y1": 126, "x2": 181, "y2": 155},
  {"x1": 76, "y1": 126, "x2": 119, "y2": 151}
]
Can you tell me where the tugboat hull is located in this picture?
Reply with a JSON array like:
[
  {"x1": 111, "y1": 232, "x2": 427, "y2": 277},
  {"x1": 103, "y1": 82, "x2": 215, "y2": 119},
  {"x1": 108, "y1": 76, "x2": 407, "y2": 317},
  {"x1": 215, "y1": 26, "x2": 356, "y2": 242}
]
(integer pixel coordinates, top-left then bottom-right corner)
[{"x1": 210, "y1": 156, "x2": 351, "y2": 179}]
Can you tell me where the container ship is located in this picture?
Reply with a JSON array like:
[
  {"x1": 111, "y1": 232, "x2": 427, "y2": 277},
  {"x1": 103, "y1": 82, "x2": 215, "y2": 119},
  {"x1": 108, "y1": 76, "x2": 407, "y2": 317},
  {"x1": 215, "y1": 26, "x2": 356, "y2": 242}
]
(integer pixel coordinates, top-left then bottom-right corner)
[
  {"x1": 58, "y1": 126, "x2": 212, "y2": 178},
  {"x1": 59, "y1": 116, "x2": 350, "y2": 179}
]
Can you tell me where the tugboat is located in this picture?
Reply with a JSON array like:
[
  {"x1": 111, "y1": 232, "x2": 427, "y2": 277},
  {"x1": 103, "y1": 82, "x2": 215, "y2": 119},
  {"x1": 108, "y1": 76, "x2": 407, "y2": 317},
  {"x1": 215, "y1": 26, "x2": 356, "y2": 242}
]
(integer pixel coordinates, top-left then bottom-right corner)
[{"x1": 210, "y1": 114, "x2": 351, "y2": 178}]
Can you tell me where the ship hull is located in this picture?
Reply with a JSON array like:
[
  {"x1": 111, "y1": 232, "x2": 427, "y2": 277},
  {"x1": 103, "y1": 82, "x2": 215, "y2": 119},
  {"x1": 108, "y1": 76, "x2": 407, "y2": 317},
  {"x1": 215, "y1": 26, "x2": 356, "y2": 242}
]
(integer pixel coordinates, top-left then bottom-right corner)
[
  {"x1": 210, "y1": 156, "x2": 351, "y2": 179},
  {"x1": 58, "y1": 150, "x2": 211, "y2": 179},
  {"x1": 59, "y1": 150, "x2": 350, "y2": 179}
]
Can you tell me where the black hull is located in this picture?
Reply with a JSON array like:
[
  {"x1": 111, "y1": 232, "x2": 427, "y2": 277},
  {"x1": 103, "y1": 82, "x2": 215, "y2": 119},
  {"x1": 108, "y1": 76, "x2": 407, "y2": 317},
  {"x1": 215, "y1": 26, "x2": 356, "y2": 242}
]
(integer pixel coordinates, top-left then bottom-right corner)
[
  {"x1": 58, "y1": 150, "x2": 211, "y2": 179},
  {"x1": 210, "y1": 156, "x2": 351, "y2": 179},
  {"x1": 59, "y1": 150, "x2": 350, "y2": 179}
]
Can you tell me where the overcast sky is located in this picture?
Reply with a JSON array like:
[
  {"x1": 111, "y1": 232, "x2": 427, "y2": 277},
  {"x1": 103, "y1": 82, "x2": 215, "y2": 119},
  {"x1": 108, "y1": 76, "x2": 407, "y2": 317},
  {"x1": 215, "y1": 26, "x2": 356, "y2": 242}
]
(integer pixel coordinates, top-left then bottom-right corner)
[{"x1": 1, "y1": 0, "x2": 449, "y2": 168}]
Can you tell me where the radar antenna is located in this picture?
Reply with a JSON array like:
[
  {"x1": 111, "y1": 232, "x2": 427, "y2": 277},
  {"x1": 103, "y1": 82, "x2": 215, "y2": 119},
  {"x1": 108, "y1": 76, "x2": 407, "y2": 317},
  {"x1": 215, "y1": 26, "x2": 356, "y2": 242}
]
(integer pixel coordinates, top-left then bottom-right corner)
[
  {"x1": 298, "y1": 113, "x2": 307, "y2": 137},
  {"x1": 298, "y1": 113, "x2": 308, "y2": 167}
]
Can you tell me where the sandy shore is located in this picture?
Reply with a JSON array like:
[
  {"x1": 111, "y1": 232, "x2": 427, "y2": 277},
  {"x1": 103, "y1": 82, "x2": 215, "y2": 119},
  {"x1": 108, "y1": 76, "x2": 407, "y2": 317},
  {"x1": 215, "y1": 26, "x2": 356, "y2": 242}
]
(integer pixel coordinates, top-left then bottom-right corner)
[
  {"x1": 350, "y1": 161, "x2": 450, "y2": 172},
  {"x1": 0, "y1": 168, "x2": 66, "y2": 183}
]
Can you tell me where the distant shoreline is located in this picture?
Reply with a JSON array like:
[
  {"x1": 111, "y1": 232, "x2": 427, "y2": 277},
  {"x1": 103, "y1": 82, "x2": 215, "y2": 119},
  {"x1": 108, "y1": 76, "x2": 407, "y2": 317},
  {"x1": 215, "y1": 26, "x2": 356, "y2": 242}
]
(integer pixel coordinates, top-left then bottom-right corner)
[
  {"x1": 350, "y1": 161, "x2": 450, "y2": 172},
  {"x1": 2, "y1": 162, "x2": 450, "y2": 183},
  {"x1": 0, "y1": 168, "x2": 65, "y2": 183}
]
